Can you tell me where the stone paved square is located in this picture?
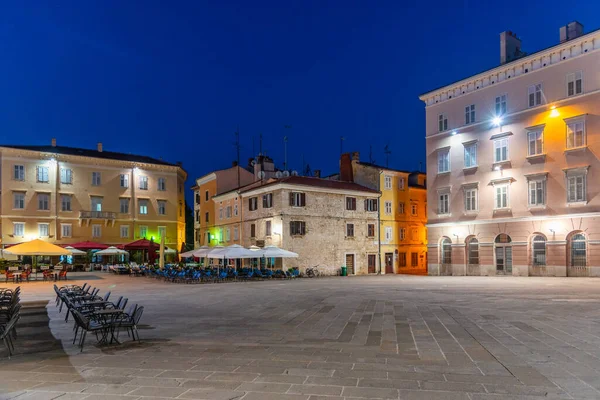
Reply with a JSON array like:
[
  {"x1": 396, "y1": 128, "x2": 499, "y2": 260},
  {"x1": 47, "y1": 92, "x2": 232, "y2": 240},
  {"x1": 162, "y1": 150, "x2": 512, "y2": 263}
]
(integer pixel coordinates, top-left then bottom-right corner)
[{"x1": 3, "y1": 274, "x2": 600, "y2": 399}]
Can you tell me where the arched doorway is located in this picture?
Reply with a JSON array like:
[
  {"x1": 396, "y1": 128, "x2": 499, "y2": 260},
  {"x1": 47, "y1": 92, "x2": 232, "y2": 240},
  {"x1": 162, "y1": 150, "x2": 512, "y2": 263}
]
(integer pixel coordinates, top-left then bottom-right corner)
[
  {"x1": 440, "y1": 236, "x2": 452, "y2": 275},
  {"x1": 494, "y1": 234, "x2": 512, "y2": 274}
]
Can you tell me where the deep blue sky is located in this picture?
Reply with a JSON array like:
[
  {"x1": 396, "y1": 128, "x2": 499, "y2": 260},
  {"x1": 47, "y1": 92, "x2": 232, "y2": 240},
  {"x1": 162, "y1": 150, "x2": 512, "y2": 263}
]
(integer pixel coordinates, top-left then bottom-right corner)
[{"x1": 2, "y1": 1, "x2": 598, "y2": 200}]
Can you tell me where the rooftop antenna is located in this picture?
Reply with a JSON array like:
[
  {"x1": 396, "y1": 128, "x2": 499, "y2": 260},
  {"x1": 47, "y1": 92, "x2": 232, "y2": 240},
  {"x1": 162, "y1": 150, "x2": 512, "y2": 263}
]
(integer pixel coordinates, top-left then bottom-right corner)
[
  {"x1": 235, "y1": 126, "x2": 240, "y2": 188},
  {"x1": 340, "y1": 136, "x2": 345, "y2": 156},
  {"x1": 259, "y1": 133, "x2": 263, "y2": 155},
  {"x1": 384, "y1": 144, "x2": 392, "y2": 168},
  {"x1": 301, "y1": 154, "x2": 305, "y2": 176}
]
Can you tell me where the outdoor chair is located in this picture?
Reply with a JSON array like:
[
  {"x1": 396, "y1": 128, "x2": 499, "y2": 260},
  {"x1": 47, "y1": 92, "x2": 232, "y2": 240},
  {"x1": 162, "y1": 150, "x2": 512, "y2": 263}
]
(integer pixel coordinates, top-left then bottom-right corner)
[
  {"x1": 19, "y1": 270, "x2": 31, "y2": 283},
  {"x1": 0, "y1": 313, "x2": 20, "y2": 359},
  {"x1": 71, "y1": 309, "x2": 111, "y2": 352},
  {"x1": 4, "y1": 271, "x2": 15, "y2": 283},
  {"x1": 57, "y1": 270, "x2": 68, "y2": 281},
  {"x1": 116, "y1": 306, "x2": 144, "y2": 342}
]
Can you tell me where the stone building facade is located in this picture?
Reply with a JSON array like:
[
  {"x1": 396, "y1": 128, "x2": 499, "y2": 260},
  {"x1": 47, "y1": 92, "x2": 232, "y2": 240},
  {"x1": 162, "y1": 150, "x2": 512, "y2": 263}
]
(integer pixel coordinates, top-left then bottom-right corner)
[
  {"x1": 420, "y1": 22, "x2": 600, "y2": 276},
  {"x1": 239, "y1": 176, "x2": 381, "y2": 275},
  {"x1": 0, "y1": 140, "x2": 187, "y2": 248}
]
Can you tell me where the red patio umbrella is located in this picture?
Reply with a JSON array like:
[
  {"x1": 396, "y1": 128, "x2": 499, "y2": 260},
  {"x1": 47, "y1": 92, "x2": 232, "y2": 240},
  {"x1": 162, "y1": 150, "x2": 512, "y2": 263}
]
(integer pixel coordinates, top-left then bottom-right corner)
[
  {"x1": 123, "y1": 238, "x2": 159, "y2": 264},
  {"x1": 68, "y1": 241, "x2": 108, "y2": 250}
]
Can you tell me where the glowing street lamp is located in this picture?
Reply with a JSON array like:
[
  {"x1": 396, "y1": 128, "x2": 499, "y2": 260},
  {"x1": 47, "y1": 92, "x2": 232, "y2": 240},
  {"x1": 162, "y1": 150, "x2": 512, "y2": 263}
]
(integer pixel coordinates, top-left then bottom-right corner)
[{"x1": 492, "y1": 117, "x2": 502, "y2": 126}]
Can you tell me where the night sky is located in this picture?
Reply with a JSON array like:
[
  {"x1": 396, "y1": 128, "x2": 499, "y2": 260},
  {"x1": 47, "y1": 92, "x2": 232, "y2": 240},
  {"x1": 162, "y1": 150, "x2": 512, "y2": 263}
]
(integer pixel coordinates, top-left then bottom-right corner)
[{"x1": 2, "y1": 1, "x2": 599, "y2": 201}]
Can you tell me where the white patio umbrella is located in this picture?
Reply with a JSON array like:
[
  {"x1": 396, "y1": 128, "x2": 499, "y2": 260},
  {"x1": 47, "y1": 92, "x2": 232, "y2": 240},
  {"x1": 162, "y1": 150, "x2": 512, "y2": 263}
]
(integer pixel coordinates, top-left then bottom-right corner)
[
  {"x1": 64, "y1": 246, "x2": 86, "y2": 255},
  {"x1": 192, "y1": 246, "x2": 211, "y2": 258},
  {"x1": 210, "y1": 244, "x2": 258, "y2": 259},
  {"x1": 259, "y1": 245, "x2": 299, "y2": 258},
  {"x1": 95, "y1": 246, "x2": 128, "y2": 256}
]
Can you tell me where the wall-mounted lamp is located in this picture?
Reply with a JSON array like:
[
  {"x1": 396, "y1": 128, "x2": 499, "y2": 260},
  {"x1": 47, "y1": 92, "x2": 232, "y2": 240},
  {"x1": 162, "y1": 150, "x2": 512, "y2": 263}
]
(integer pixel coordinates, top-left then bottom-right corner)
[
  {"x1": 492, "y1": 117, "x2": 502, "y2": 127},
  {"x1": 451, "y1": 130, "x2": 457, "y2": 136},
  {"x1": 549, "y1": 105, "x2": 560, "y2": 118}
]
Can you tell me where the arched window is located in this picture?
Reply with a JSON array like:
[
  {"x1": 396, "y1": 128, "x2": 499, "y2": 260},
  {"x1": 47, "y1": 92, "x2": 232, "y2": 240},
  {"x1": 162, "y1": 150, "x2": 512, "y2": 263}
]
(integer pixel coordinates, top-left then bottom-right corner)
[
  {"x1": 531, "y1": 235, "x2": 546, "y2": 266},
  {"x1": 570, "y1": 233, "x2": 587, "y2": 267},
  {"x1": 495, "y1": 233, "x2": 512, "y2": 244},
  {"x1": 494, "y1": 234, "x2": 512, "y2": 273},
  {"x1": 467, "y1": 237, "x2": 479, "y2": 265},
  {"x1": 440, "y1": 237, "x2": 452, "y2": 265}
]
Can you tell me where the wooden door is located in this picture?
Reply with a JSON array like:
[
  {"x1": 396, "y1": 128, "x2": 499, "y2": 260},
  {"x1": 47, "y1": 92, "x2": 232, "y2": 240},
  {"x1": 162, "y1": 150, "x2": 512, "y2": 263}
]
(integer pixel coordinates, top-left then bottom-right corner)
[
  {"x1": 345, "y1": 254, "x2": 355, "y2": 275},
  {"x1": 385, "y1": 253, "x2": 394, "y2": 274},
  {"x1": 368, "y1": 254, "x2": 377, "y2": 274}
]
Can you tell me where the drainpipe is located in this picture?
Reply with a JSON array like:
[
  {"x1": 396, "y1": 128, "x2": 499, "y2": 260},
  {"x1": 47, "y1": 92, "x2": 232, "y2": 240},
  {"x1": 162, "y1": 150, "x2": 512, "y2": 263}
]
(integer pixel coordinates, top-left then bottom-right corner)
[{"x1": 377, "y1": 170, "x2": 383, "y2": 275}]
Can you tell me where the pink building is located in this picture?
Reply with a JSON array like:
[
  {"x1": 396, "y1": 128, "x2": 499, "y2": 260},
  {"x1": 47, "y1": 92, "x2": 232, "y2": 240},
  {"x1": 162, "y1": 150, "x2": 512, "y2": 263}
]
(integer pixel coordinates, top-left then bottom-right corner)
[{"x1": 420, "y1": 22, "x2": 600, "y2": 277}]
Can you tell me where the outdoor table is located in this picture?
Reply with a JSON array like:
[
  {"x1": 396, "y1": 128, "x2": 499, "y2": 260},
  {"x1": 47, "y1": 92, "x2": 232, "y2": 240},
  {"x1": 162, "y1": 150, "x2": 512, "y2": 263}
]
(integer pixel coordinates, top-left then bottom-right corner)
[{"x1": 93, "y1": 309, "x2": 124, "y2": 345}]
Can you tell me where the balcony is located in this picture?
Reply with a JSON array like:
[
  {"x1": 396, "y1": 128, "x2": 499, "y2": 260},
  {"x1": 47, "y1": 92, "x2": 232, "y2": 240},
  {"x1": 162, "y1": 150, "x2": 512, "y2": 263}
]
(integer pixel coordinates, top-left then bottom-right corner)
[{"x1": 79, "y1": 211, "x2": 117, "y2": 227}]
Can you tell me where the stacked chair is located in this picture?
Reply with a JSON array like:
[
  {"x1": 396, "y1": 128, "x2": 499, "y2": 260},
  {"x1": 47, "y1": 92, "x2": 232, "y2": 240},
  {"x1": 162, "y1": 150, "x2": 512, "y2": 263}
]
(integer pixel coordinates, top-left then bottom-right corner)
[{"x1": 0, "y1": 287, "x2": 21, "y2": 358}]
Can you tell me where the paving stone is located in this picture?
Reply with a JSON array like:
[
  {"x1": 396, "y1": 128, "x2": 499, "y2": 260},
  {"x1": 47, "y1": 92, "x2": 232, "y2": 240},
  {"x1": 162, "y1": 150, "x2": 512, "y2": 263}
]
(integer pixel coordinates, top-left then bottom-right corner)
[
  {"x1": 398, "y1": 390, "x2": 470, "y2": 400},
  {"x1": 236, "y1": 382, "x2": 291, "y2": 393},
  {"x1": 178, "y1": 388, "x2": 245, "y2": 399},
  {"x1": 288, "y1": 384, "x2": 343, "y2": 396},
  {"x1": 341, "y1": 386, "x2": 399, "y2": 399}
]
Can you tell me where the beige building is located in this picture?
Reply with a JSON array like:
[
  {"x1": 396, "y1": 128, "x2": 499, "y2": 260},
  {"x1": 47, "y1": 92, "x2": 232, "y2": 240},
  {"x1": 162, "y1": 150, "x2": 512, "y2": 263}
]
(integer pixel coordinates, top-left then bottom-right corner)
[
  {"x1": 239, "y1": 176, "x2": 381, "y2": 275},
  {"x1": 420, "y1": 22, "x2": 600, "y2": 277},
  {"x1": 0, "y1": 140, "x2": 186, "y2": 249},
  {"x1": 340, "y1": 152, "x2": 428, "y2": 274}
]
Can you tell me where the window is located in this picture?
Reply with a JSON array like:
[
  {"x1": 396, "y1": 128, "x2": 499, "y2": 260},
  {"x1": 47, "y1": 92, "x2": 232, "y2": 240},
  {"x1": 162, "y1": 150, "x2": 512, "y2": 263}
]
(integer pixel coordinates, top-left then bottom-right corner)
[
  {"x1": 234, "y1": 203, "x2": 239, "y2": 216},
  {"x1": 365, "y1": 198, "x2": 378, "y2": 212},
  {"x1": 158, "y1": 226, "x2": 166, "y2": 239},
  {"x1": 495, "y1": 94, "x2": 507, "y2": 116},
  {"x1": 346, "y1": 223, "x2": 354, "y2": 237},
  {"x1": 91, "y1": 172, "x2": 101, "y2": 186},
  {"x1": 91, "y1": 196, "x2": 102, "y2": 212},
  {"x1": 205, "y1": 190, "x2": 209, "y2": 201},
  {"x1": 384, "y1": 201, "x2": 392, "y2": 215},
  {"x1": 226, "y1": 206, "x2": 232, "y2": 218},
  {"x1": 567, "y1": 72, "x2": 583, "y2": 96},
  {"x1": 14, "y1": 165, "x2": 25, "y2": 181},
  {"x1": 120, "y1": 198, "x2": 130, "y2": 214},
  {"x1": 566, "y1": 119, "x2": 585, "y2": 149},
  {"x1": 225, "y1": 228, "x2": 231, "y2": 241},
  {"x1": 205, "y1": 212, "x2": 209, "y2": 223},
  {"x1": 441, "y1": 237, "x2": 452, "y2": 264},
  {"x1": 384, "y1": 175, "x2": 392, "y2": 190},
  {"x1": 38, "y1": 193, "x2": 49, "y2": 211},
  {"x1": 60, "y1": 168, "x2": 72, "y2": 184},
  {"x1": 438, "y1": 192, "x2": 450, "y2": 214},
  {"x1": 528, "y1": 84, "x2": 543, "y2": 107},
  {"x1": 528, "y1": 180, "x2": 546, "y2": 206},
  {"x1": 120, "y1": 225, "x2": 130, "y2": 238},
  {"x1": 195, "y1": 210, "x2": 200, "y2": 222},
  {"x1": 61, "y1": 224, "x2": 72, "y2": 238},
  {"x1": 263, "y1": 193, "x2": 273, "y2": 208},
  {"x1": 250, "y1": 223, "x2": 256, "y2": 238},
  {"x1": 92, "y1": 224, "x2": 101, "y2": 238},
  {"x1": 411, "y1": 228, "x2": 418, "y2": 241},
  {"x1": 532, "y1": 235, "x2": 546, "y2": 266},
  {"x1": 13, "y1": 222, "x2": 25, "y2": 237},
  {"x1": 139, "y1": 226, "x2": 148, "y2": 238},
  {"x1": 290, "y1": 192, "x2": 306, "y2": 207},
  {"x1": 13, "y1": 192, "x2": 25, "y2": 209},
  {"x1": 120, "y1": 174, "x2": 129, "y2": 188},
  {"x1": 266, "y1": 220, "x2": 272, "y2": 236},
  {"x1": 233, "y1": 226, "x2": 239, "y2": 241},
  {"x1": 346, "y1": 197, "x2": 356, "y2": 210},
  {"x1": 570, "y1": 233, "x2": 586, "y2": 267},
  {"x1": 37, "y1": 166, "x2": 49, "y2": 183},
  {"x1": 219, "y1": 207, "x2": 223, "y2": 219},
  {"x1": 467, "y1": 237, "x2": 479, "y2": 265},
  {"x1": 399, "y1": 202, "x2": 405, "y2": 214},
  {"x1": 158, "y1": 178, "x2": 166, "y2": 191},
  {"x1": 464, "y1": 143, "x2": 477, "y2": 168},
  {"x1": 367, "y1": 224, "x2": 375, "y2": 237},
  {"x1": 139, "y1": 176, "x2": 148, "y2": 190},
  {"x1": 528, "y1": 130, "x2": 544, "y2": 156},
  {"x1": 157, "y1": 200, "x2": 167, "y2": 215},
  {"x1": 464, "y1": 188, "x2": 477, "y2": 212},
  {"x1": 385, "y1": 226, "x2": 393, "y2": 242},
  {"x1": 290, "y1": 221, "x2": 306, "y2": 236},
  {"x1": 195, "y1": 192, "x2": 200, "y2": 205},
  {"x1": 38, "y1": 223, "x2": 49, "y2": 237},
  {"x1": 61, "y1": 194, "x2": 72, "y2": 212},
  {"x1": 399, "y1": 177, "x2": 405, "y2": 190},
  {"x1": 438, "y1": 114, "x2": 448, "y2": 132},
  {"x1": 438, "y1": 149, "x2": 450, "y2": 173},
  {"x1": 411, "y1": 204, "x2": 418, "y2": 216},
  {"x1": 567, "y1": 174, "x2": 586, "y2": 203},
  {"x1": 139, "y1": 199, "x2": 148, "y2": 215},
  {"x1": 494, "y1": 138, "x2": 509, "y2": 162},
  {"x1": 411, "y1": 253, "x2": 418, "y2": 267},
  {"x1": 398, "y1": 252, "x2": 406, "y2": 267},
  {"x1": 249, "y1": 197, "x2": 258, "y2": 211},
  {"x1": 218, "y1": 228, "x2": 224, "y2": 242},
  {"x1": 399, "y1": 227, "x2": 405, "y2": 241},
  {"x1": 495, "y1": 185, "x2": 509, "y2": 209},
  {"x1": 465, "y1": 104, "x2": 475, "y2": 125}
]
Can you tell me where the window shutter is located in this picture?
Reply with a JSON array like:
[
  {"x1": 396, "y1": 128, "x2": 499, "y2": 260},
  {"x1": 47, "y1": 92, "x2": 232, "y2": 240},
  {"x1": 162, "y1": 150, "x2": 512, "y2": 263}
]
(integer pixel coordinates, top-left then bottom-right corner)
[
  {"x1": 289, "y1": 194, "x2": 294, "y2": 206},
  {"x1": 300, "y1": 193, "x2": 306, "y2": 206}
]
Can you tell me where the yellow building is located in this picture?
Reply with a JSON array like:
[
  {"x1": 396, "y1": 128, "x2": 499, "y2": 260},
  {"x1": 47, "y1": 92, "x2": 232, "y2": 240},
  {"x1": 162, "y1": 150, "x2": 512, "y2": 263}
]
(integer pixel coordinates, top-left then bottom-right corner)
[
  {"x1": 0, "y1": 140, "x2": 187, "y2": 249},
  {"x1": 340, "y1": 152, "x2": 428, "y2": 274},
  {"x1": 192, "y1": 163, "x2": 254, "y2": 247}
]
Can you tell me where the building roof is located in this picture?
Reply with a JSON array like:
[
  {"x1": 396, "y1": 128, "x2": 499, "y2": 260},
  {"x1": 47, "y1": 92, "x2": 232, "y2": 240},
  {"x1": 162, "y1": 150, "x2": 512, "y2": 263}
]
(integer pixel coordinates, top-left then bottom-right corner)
[
  {"x1": 357, "y1": 161, "x2": 425, "y2": 176},
  {"x1": 241, "y1": 175, "x2": 380, "y2": 194},
  {"x1": 419, "y1": 26, "x2": 600, "y2": 97},
  {"x1": 0, "y1": 144, "x2": 182, "y2": 168}
]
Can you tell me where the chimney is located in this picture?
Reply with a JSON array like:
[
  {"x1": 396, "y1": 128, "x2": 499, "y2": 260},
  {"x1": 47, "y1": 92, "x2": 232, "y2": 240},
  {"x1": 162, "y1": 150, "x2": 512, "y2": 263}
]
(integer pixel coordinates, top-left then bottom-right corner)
[
  {"x1": 97, "y1": 142, "x2": 103, "y2": 152},
  {"x1": 232, "y1": 160, "x2": 238, "y2": 167},
  {"x1": 560, "y1": 21, "x2": 584, "y2": 43},
  {"x1": 352, "y1": 152, "x2": 360, "y2": 161},
  {"x1": 339, "y1": 153, "x2": 354, "y2": 182},
  {"x1": 314, "y1": 169, "x2": 321, "y2": 178},
  {"x1": 51, "y1": 138, "x2": 56, "y2": 147},
  {"x1": 500, "y1": 31, "x2": 523, "y2": 64}
]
